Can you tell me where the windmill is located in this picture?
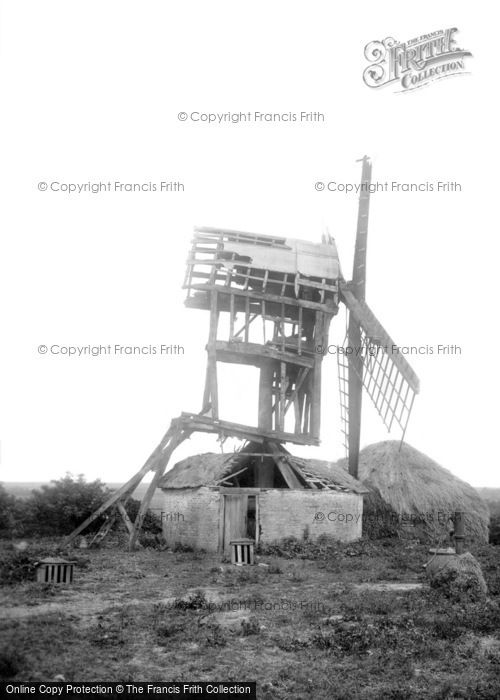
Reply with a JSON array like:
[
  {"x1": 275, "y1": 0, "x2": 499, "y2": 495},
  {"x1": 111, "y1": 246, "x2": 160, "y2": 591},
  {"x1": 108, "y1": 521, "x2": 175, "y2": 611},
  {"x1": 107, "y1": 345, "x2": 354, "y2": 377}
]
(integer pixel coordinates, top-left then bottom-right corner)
[{"x1": 64, "y1": 156, "x2": 419, "y2": 549}]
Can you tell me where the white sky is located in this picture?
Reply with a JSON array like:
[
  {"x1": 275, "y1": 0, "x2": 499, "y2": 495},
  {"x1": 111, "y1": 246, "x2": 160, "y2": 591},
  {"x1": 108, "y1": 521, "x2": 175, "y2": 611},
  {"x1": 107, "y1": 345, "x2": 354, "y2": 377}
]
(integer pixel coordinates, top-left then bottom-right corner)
[{"x1": 0, "y1": 1, "x2": 498, "y2": 487}]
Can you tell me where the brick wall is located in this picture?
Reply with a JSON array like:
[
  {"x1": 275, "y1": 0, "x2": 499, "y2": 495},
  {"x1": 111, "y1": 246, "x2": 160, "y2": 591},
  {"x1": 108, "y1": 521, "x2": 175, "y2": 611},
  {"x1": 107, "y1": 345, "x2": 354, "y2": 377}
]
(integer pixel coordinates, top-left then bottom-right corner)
[
  {"x1": 258, "y1": 490, "x2": 363, "y2": 543},
  {"x1": 161, "y1": 487, "x2": 220, "y2": 552},
  {"x1": 161, "y1": 488, "x2": 363, "y2": 551}
]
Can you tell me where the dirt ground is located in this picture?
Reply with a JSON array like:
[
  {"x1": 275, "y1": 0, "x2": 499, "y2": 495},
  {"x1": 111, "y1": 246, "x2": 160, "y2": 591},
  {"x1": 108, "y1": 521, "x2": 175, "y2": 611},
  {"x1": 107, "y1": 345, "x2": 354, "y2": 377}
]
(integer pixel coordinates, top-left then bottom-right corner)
[{"x1": 1, "y1": 538, "x2": 500, "y2": 699}]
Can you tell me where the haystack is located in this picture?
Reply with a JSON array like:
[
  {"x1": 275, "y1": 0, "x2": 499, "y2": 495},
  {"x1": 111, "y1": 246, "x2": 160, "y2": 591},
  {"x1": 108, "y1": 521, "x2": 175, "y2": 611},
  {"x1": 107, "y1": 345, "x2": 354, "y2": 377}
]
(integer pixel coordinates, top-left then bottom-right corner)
[
  {"x1": 340, "y1": 441, "x2": 489, "y2": 544},
  {"x1": 428, "y1": 552, "x2": 488, "y2": 602}
]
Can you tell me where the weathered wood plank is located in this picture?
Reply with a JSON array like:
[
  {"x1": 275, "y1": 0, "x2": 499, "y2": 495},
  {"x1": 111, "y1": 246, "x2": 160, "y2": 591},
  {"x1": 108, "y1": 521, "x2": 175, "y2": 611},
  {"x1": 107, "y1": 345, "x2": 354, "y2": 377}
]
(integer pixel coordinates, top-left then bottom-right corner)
[{"x1": 178, "y1": 412, "x2": 319, "y2": 446}]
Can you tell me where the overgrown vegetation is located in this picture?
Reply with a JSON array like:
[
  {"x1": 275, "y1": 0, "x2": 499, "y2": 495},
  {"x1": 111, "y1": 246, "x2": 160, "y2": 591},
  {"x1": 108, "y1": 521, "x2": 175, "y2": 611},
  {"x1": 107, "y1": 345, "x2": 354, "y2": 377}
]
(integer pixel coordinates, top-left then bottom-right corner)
[
  {"x1": 1, "y1": 541, "x2": 499, "y2": 698},
  {"x1": 0, "y1": 476, "x2": 161, "y2": 541},
  {"x1": 1, "y1": 480, "x2": 499, "y2": 697},
  {"x1": 0, "y1": 551, "x2": 37, "y2": 585},
  {"x1": 0, "y1": 477, "x2": 112, "y2": 537}
]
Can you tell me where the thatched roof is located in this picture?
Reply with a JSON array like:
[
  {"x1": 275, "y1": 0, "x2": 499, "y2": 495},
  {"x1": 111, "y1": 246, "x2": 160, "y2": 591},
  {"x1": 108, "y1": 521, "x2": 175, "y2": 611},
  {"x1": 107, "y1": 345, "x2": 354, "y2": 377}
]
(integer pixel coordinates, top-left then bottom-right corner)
[
  {"x1": 339, "y1": 441, "x2": 489, "y2": 543},
  {"x1": 159, "y1": 450, "x2": 367, "y2": 493},
  {"x1": 160, "y1": 453, "x2": 235, "y2": 489}
]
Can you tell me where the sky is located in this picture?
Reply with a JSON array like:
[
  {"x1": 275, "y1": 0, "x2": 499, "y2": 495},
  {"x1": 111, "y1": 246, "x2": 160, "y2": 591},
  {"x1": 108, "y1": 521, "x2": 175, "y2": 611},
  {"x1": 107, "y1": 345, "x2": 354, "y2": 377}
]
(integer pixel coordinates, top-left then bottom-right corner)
[{"x1": 0, "y1": 1, "x2": 498, "y2": 487}]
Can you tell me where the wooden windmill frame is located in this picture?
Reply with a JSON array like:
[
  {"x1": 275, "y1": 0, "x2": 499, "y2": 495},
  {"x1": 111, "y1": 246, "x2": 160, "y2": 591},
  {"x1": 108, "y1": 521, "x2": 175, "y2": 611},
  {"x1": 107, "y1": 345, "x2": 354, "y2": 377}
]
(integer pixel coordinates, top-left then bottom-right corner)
[{"x1": 65, "y1": 157, "x2": 419, "y2": 550}]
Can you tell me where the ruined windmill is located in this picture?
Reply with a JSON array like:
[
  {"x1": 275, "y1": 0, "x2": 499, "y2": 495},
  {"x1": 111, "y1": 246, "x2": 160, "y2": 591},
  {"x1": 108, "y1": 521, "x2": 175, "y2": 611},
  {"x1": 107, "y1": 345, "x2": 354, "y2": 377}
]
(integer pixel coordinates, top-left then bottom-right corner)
[{"x1": 65, "y1": 157, "x2": 419, "y2": 550}]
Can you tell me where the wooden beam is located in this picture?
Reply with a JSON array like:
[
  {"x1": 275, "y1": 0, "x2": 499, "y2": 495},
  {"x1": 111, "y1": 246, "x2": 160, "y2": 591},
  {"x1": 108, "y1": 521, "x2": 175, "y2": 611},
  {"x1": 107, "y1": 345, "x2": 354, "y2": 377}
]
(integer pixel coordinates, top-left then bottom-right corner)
[
  {"x1": 128, "y1": 428, "x2": 190, "y2": 550},
  {"x1": 88, "y1": 512, "x2": 118, "y2": 547},
  {"x1": 269, "y1": 443, "x2": 304, "y2": 489},
  {"x1": 178, "y1": 412, "x2": 320, "y2": 446},
  {"x1": 310, "y1": 360, "x2": 322, "y2": 440},
  {"x1": 293, "y1": 395, "x2": 301, "y2": 434},
  {"x1": 215, "y1": 340, "x2": 314, "y2": 369},
  {"x1": 207, "y1": 290, "x2": 220, "y2": 418},
  {"x1": 214, "y1": 466, "x2": 249, "y2": 486},
  {"x1": 185, "y1": 282, "x2": 337, "y2": 313},
  {"x1": 63, "y1": 419, "x2": 181, "y2": 546},
  {"x1": 302, "y1": 392, "x2": 311, "y2": 434},
  {"x1": 278, "y1": 362, "x2": 287, "y2": 431},
  {"x1": 258, "y1": 361, "x2": 274, "y2": 432},
  {"x1": 229, "y1": 293, "x2": 235, "y2": 339},
  {"x1": 244, "y1": 298, "x2": 251, "y2": 341},
  {"x1": 309, "y1": 311, "x2": 325, "y2": 439},
  {"x1": 347, "y1": 313, "x2": 363, "y2": 479},
  {"x1": 233, "y1": 312, "x2": 257, "y2": 340},
  {"x1": 116, "y1": 501, "x2": 134, "y2": 535},
  {"x1": 285, "y1": 367, "x2": 310, "y2": 414}
]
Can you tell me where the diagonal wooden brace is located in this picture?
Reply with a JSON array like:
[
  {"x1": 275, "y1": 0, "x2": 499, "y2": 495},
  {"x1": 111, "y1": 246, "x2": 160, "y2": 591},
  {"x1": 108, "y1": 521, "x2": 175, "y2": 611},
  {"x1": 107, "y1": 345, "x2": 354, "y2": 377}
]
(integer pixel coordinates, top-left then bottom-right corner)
[
  {"x1": 63, "y1": 417, "x2": 183, "y2": 547},
  {"x1": 128, "y1": 427, "x2": 190, "y2": 550}
]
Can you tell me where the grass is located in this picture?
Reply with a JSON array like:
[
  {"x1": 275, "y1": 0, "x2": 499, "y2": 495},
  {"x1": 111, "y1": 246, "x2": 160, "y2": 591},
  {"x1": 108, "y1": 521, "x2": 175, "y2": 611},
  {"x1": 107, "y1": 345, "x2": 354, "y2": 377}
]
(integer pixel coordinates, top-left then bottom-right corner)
[{"x1": 1, "y1": 538, "x2": 500, "y2": 698}]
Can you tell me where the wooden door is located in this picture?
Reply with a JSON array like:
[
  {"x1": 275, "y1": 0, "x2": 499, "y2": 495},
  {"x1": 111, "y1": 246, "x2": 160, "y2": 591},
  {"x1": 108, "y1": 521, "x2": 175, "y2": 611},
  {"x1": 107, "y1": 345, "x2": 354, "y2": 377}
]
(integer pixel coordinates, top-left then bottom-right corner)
[{"x1": 222, "y1": 495, "x2": 248, "y2": 552}]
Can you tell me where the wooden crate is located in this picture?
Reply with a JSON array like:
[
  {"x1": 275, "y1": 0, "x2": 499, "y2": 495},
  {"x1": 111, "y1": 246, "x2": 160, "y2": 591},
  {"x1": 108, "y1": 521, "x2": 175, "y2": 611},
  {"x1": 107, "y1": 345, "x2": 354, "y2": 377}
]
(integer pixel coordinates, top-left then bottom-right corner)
[{"x1": 230, "y1": 538, "x2": 255, "y2": 565}]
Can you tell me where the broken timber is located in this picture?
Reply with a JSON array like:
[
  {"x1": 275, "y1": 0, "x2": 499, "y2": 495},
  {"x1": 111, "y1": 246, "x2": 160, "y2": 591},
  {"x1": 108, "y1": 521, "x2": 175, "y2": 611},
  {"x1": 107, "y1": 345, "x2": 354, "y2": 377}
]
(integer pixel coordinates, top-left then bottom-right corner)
[{"x1": 65, "y1": 227, "x2": 339, "y2": 549}]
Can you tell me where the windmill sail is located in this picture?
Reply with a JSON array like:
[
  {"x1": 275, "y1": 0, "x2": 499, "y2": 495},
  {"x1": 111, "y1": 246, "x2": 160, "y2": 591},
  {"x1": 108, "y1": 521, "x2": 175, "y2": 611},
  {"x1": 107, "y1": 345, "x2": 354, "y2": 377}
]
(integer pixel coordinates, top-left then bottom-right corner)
[
  {"x1": 338, "y1": 156, "x2": 419, "y2": 477},
  {"x1": 340, "y1": 286, "x2": 420, "y2": 440}
]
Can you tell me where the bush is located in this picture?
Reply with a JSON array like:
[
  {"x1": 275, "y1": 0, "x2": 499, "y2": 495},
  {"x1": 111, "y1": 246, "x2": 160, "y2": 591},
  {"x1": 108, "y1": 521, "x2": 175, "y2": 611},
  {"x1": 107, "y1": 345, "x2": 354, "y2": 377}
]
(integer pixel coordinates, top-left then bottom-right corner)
[
  {"x1": 0, "y1": 485, "x2": 17, "y2": 534},
  {"x1": 0, "y1": 485, "x2": 30, "y2": 538},
  {"x1": 0, "y1": 476, "x2": 163, "y2": 542},
  {"x1": 27, "y1": 474, "x2": 112, "y2": 536},
  {"x1": 0, "y1": 550, "x2": 37, "y2": 584}
]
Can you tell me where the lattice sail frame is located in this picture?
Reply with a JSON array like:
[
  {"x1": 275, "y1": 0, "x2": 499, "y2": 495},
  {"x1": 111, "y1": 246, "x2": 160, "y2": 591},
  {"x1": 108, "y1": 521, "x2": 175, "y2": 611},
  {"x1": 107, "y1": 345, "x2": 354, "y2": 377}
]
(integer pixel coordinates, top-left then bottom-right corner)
[
  {"x1": 337, "y1": 317, "x2": 419, "y2": 455},
  {"x1": 337, "y1": 339, "x2": 350, "y2": 453}
]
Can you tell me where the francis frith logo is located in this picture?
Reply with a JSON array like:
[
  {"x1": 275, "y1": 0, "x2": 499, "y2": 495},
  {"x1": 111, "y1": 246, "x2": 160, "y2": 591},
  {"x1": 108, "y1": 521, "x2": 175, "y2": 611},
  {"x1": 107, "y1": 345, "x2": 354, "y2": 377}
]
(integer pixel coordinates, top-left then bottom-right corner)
[{"x1": 363, "y1": 28, "x2": 472, "y2": 91}]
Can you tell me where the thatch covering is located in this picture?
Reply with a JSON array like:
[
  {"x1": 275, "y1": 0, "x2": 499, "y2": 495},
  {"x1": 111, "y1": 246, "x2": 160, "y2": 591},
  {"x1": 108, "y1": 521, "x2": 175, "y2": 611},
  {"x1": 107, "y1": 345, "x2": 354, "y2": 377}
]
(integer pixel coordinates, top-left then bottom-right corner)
[
  {"x1": 159, "y1": 450, "x2": 367, "y2": 493},
  {"x1": 160, "y1": 453, "x2": 236, "y2": 489},
  {"x1": 340, "y1": 441, "x2": 489, "y2": 543}
]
